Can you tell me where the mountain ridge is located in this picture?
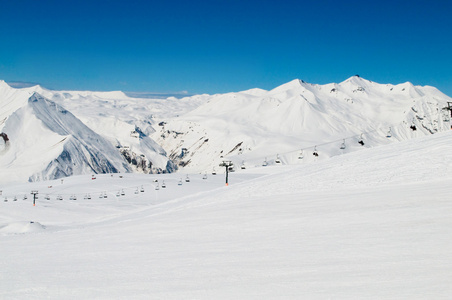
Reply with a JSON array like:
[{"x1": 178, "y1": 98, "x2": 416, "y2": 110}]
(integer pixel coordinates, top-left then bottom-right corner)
[{"x1": 1, "y1": 77, "x2": 451, "y2": 183}]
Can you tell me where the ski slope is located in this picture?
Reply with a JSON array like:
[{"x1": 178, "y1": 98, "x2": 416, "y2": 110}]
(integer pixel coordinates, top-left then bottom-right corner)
[{"x1": 1, "y1": 131, "x2": 452, "y2": 299}]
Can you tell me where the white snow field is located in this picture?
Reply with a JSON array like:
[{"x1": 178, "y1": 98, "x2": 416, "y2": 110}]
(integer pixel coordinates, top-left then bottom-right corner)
[{"x1": 1, "y1": 130, "x2": 452, "y2": 299}]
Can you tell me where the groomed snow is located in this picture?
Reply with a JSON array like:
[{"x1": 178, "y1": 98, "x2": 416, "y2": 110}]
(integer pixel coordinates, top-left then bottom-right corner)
[{"x1": 1, "y1": 131, "x2": 451, "y2": 299}]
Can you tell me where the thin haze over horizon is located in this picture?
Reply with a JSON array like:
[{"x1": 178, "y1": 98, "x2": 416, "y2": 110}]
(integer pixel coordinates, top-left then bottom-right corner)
[{"x1": 0, "y1": 0, "x2": 451, "y2": 97}]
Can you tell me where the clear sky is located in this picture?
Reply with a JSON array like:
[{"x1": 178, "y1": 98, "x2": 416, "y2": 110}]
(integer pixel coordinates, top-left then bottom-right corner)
[{"x1": 0, "y1": 0, "x2": 451, "y2": 96}]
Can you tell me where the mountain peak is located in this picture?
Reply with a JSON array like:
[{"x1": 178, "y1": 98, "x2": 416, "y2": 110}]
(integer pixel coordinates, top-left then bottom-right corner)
[
  {"x1": 342, "y1": 75, "x2": 369, "y2": 84},
  {"x1": 269, "y1": 79, "x2": 306, "y2": 94},
  {"x1": 29, "y1": 92, "x2": 45, "y2": 102},
  {"x1": 0, "y1": 80, "x2": 10, "y2": 89}
]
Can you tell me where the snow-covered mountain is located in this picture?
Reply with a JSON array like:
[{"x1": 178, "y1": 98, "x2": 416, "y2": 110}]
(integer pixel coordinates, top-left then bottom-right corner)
[
  {"x1": 1, "y1": 76, "x2": 451, "y2": 184},
  {"x1": 1, "y1": 93, "x2": 131, "y2": 182},
  {"x1": 153, "y1": 76, "x2": 452, "y2": 172}
]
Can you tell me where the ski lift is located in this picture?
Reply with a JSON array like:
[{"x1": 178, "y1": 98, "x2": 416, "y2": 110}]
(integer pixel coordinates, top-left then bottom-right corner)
[
  {"x1": 13, "y1": 196, "x2": 17, "y2": 201},
  {"x1": 104, "y1": 192, "x2": 108, "y2": 198},
  {"x1": 140, "y1": 185, "x2": 145, "y2": 192},
  {"x1": 313, "y1": 146, "x2": 319, "y2": 157},
  {"x1": 262, "y1": 157, "x2": 268, "y2": 166},
  {"x1": 185, "y1": 175, "x2": 190, "y2": 182},
  {"x1": 70, "y1": 195, "x2": 77, "y2": 200},
  {"x1": 240, "y1": 161, "x2": 246, "y2": 169},
  {"x1": 358, "y1": 134, "x2": 365, "y2": 146},
  {"x1": 121, "y1": 189, "x2": 125, "y2": 196},
  {"x1": 298, "y1": 150, "x2": 304, "y2": 159},
  {"x1": 45, "y1": 194, "x2": 50, "y2": 200},
  {"x1": 4, "y1": 197, "x2": 7, "y2": 202},
  {"x1": 386, "y1": 127, "x2": 392, "y2": 138},
  {"x1": 212, "y1": 169, "x2": 217, "y2": 175},
  {"x1": 99, "y1": 193, "x2": 104, "y2": 199},
  {"x1": 57, "y1": 195, "x2": 63, "y2": 201},
  {"x1": 203, "y1": 173, "x2": 208, "y2": 179},
  {"x1": 340, "y1": 139, "x2": 346, "y2": 150},
  {"x1": 178, "y1": 179, "x2": 183, "y2": 186},
  {"x1": 91, "y1": 174, "x2": 96, "y2": 180},
  {"x1": 134, "y1": 188, "x2": 139, "y2": 194},
  {"x1": 275, "y1": 154, "x2": 281, "y2": 164},
  {"x1": 116, "y1": 191, "x2": 120, "y2": 197},
  {"x1": 155, "y1": 183, "x2": 160, "y2": 190},
  {"x1": 23, "y1": 195, "x2": 28, "y2": 200},
  {"x1": 162, "y1": 180, "x2": 167, "y2": 188}
]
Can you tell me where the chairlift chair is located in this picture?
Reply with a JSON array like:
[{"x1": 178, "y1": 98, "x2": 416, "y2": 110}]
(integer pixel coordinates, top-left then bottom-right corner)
[
  {"x1": 241, "y1": 161, "x2": 246, "y2": 169},
  {"x1": 386, "y1": 127, "x2": 392, "y2": 138},
  {"x1": 298, "y1": 150, "x2": 304, "y2": 159},
  {"x1": 121, "y1": 189, "x2": 125, "y2": 196},
  {"x1": 340, "y1": 139, "x2": 346, "y2": 150},
  {"x1": 410, "y1": 118, "x2": 417, "y2": 131},
  {"x1": 313, "y1": 146, "x2": 319, "y2": 157},
  {"x1": 162, "y1": 180, "x2": 167, "y2": 188},
  {"x1": 358, "y1": 134, "x2": 365, "y2": 146},
  {"x1": 13, "y1": 196, "x2": 17, "y2": 201},
  {"x1": 262, "y1": 157, "x2": 268, "y2": 166},
  {"x1": 185, "y1": 175, "x2": 190, "y2": 182},
  {"x1": 275, "y1": 154, "x2": 281, "y2": 164},
  {"x1": 155, "y1": 184, "x2": 160, "y2": 190},
  {"x1": 134, "y1": 188, "x2": 139, "y2": 194},
  {"x1": 178, "y1": 179, "x2": 183, "y2": 186},
  {"x1": 140, "y1": 185, "x2": 145, "y2": 192}
]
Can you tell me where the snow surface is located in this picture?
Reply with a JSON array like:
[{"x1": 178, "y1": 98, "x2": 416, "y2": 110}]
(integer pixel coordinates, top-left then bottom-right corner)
[{"x1": 1, "y1": 131, "x2": 452, "y2": 299}]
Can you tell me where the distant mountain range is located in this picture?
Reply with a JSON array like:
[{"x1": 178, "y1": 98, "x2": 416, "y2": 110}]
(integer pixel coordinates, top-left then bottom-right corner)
[{"x1": 1, "y1": 76, "x2": 451, "y2": 183}]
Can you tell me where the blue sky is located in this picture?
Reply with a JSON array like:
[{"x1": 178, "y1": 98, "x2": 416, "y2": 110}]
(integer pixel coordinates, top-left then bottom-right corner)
[{"x1": 0, "y1": 0, "x2": 451, "y2": 96}]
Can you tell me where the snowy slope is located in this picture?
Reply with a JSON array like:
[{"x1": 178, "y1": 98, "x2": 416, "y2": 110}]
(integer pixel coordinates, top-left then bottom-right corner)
[
  {"x1": 153, "y1": 76, "x2": 452, "y2": 172},
  {"x1": 0, "y1": 83, "x2": 206, "y2": 183},
  {"x1": 0, "y1": 93, "x2": 131, "y2": 183},
  {"x1": 1, "y1": 76, "x2": 451, "y2": 184},
  {"x1": 0, "y1": 131, "x2": 451, "y2": 299}
]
